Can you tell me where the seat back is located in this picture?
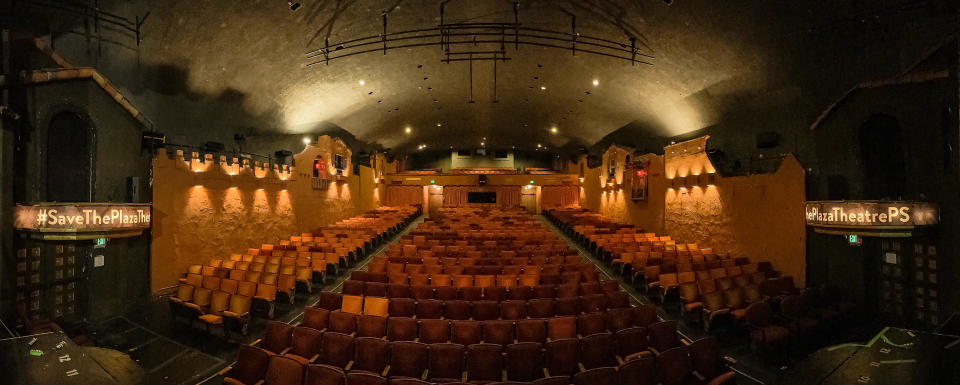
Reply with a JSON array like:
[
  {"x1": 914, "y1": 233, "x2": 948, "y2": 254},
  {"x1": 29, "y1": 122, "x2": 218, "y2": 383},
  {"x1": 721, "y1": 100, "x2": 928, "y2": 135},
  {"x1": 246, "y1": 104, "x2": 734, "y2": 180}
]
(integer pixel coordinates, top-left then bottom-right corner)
[{"x1": 265, "y1": 355, "x2": 305, "y2": 385}]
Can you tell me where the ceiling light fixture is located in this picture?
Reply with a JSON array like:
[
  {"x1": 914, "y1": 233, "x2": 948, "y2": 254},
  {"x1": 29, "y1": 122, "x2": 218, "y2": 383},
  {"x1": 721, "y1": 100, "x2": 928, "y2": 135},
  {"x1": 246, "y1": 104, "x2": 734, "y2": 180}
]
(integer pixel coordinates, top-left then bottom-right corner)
[
  {"x1": 302, "y1": 137, "x2": 311, "y2": 145},
  {"x1": 592, "y1": 79, "x2": 599, "y2": 86},
  {"x1": 540, "y1": 86, "x2": 546, "y2": 90},
  {"x1": 550, "y1": 127, "x2": 558, "y2": 134},
  {"x1": 436, "y1": 123, "x2": 442, "y2": 127},
  {"x1": 405, "y1": 127, "x2": 412, "y2": 134},
  {"x1": 359, "y1": 80, "x2": 365, "y2": 86}
]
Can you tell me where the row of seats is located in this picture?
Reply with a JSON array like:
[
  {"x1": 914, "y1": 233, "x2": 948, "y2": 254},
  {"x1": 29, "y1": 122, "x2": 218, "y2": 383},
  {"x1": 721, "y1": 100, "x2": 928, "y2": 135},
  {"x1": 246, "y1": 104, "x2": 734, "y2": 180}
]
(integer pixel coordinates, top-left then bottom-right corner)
[
  {"x1": 347, "y1": 270, "x2": 599, "y2": 290},
  {"x1": 299, "y1": 304, "x2": 662, "y2": 343},
  {"x1": 371, "y1": 256, "x2": 589, "y2": 271},
  {"x1": 339, "y1": 279, "x2": 621, "y2": 299},
  {"x1": 225, "y1": 326, "x2": 733, "y2": 385},
  {"x1": 314, "y1": 292, "x2": 632, "y2": 321}
]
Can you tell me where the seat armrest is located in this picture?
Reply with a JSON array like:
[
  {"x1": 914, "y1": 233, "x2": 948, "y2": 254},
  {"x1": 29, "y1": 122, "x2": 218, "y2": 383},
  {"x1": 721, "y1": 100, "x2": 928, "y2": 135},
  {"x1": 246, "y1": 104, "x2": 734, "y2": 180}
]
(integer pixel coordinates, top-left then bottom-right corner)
[
  {"x1": 249, "y1": 339, "x2": 262, "y2": 346},
  {"x1": 344, "y1": 360, "x2": 353, "y2": 371},
  {"x1": 578, "y1": 362, "x2": 586, "y2": 372},
  {"x1": 543, "y1": 368, "x2": 551, "y2": 378},
  {"x1": 309, "y1": 354, "x2": 319, "y2": 363},
  {"x1": 421, "y1": 369, "x2": 429, "y2": 381},
  {"x1": 381, "y1": 366, "x2": 390, "y2": 377}
]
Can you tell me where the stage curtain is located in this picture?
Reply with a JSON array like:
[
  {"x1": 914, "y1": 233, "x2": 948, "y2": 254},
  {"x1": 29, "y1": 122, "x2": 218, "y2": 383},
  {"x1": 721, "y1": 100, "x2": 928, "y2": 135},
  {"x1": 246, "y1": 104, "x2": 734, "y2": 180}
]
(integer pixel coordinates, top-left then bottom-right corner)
[
  {"x1": 384, "y1": 185, "x2": 422, "y2": 206},
  {"x1": 443, "y1": 186, "x2": 521, "y2": 208},
  {"x1": 541, "y1": 185, "x2": 580, "y2": 208}
]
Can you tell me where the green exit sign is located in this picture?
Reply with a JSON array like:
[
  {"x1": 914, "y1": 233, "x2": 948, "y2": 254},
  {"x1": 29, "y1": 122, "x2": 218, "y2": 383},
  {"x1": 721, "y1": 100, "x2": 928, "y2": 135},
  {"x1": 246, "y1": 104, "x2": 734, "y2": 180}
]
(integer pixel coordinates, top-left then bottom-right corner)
[
  {"x1": 95, "y1": 237, "x2": 107, "y2": 247},
  {"x1": 847, "y1": 234, "x2": 861, "y2": 245}
]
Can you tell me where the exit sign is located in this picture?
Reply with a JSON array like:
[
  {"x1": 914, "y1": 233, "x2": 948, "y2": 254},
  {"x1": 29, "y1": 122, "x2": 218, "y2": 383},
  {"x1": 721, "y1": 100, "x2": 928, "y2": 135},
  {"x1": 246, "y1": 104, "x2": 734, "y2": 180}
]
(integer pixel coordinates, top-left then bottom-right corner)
[
  {"x1": 847, "y1": 234, "x2": 861, "y2": 246},
  {"x1": 95, "y1": 237, "x2": 107, "y2": 247}
]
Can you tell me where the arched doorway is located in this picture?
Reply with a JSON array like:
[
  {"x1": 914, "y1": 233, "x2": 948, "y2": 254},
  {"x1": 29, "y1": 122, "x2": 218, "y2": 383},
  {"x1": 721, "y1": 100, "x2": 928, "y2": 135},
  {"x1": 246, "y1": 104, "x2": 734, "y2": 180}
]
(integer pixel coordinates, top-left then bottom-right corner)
[{"x1": 46, "y1": 111, "x2": 92, "y2": 202}]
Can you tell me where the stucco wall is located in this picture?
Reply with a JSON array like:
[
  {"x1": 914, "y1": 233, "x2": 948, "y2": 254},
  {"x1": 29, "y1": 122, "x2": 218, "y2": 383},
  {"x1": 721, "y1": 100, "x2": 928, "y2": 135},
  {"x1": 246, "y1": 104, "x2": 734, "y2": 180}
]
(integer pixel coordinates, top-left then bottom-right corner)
[
  {"x1": 578, "y1": 138, "x2": 807, "y2": 285},
  {"x1": 150, "y1": 136, "x2": 379, "y2": 292}
]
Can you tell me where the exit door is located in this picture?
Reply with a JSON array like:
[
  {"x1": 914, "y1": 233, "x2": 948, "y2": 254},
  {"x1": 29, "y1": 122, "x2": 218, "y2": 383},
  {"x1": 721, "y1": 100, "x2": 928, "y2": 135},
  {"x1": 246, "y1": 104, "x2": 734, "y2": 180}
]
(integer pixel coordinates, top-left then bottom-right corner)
[
  {"x1": 521, "y1": 193, "x2": 536, "y2": 214},
  {"x1": 428, "y1": 188, "x2": 443, "y2": 217}
]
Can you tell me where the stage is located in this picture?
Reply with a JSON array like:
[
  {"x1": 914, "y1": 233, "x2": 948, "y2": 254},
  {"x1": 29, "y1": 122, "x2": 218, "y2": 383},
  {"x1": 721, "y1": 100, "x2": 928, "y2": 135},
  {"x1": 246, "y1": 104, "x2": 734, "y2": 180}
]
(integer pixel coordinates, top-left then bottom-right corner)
[{"x1": 782, "y1": 327, "x2": 960, "y2": 385}]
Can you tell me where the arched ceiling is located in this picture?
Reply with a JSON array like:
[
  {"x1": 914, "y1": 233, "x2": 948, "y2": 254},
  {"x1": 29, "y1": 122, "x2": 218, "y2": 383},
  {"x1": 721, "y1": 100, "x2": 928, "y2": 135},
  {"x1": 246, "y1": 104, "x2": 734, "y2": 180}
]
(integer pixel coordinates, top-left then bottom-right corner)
[{"x1": 31, "y1": 0, "x2": 959, "y2": 153}]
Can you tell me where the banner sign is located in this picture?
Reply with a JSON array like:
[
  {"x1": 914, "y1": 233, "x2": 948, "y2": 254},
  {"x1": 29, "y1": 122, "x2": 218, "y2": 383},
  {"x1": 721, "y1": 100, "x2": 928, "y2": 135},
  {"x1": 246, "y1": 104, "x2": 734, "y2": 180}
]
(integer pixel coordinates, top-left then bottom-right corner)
[
  {"x1": 804, "y1": 201, "x2": 938, "y2": 228},
  {"x1": 15, "y1": 203, "x2": 152, "y2": 233}
]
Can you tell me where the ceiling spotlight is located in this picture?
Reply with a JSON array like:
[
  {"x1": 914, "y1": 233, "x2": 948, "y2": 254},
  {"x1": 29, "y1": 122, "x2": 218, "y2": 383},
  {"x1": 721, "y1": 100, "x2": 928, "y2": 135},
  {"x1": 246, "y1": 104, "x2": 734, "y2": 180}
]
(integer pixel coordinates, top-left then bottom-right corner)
[
  {"x1": 540, "y1": 86, "x2": 547, "y2": 90},
  {"x1": 359, "y1": 80, "x2": 365, "y2": 86},
  {"x1": 592, "y1": 79, "x2": 599, "y2": 86},
  {"x1": 537, "y1": 144, "x2": 542, "y2": 148},
  {"x1": 287, "y1": 1, "x2": 301, "y2": 11},
  {"x1": 405, "y1": 127, "x2": 412, "y2": 134},
  {"x1": 302, "y1": 137, "x2": 311, "y2": 145},
  {"x1": 481, "y1": 142, "x2": 486, "y2": 146},
  {"x1": 436, "y1": 123, "x2": 442, "y2": 127},
  {"x1": 550, "y1": 127, "x2": 558, "y2": 134}
]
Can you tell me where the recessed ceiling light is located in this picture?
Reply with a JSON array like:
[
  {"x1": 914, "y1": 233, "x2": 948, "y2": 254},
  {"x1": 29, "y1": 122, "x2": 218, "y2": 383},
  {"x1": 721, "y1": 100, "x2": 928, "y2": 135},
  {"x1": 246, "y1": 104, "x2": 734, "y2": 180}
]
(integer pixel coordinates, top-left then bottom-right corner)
[
  {"x1": 540, "y1": 86, "x2": 546, "y2": 90},
  {"x1": 359, "y1": 80, "x2": 365, "y2": 86},
  {"x1": 537, "y1": 144, "x2": 542, "y2": 148},
  {"x1": 550, "y1": 127, "x2": 558, "y2": 134},
  {"x1": 437, "y1": 123, "x2": 442, "y2": 127},
  {"x1": 405, "y1": 127, "x2": 412, "y2": 134},
  {"x1": 592, "y1": 79, "x2": 599, "y2": 86},
  {"x1": 302, "y1": 137, "x2": 311, "y2": 145}
]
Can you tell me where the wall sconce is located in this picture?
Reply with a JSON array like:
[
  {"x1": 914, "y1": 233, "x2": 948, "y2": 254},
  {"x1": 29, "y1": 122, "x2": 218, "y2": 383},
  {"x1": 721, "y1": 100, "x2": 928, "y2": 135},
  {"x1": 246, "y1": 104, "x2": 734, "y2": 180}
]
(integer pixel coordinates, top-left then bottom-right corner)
[{"x1": 670, "y1": 173, "x2": 718, "y2": 189}]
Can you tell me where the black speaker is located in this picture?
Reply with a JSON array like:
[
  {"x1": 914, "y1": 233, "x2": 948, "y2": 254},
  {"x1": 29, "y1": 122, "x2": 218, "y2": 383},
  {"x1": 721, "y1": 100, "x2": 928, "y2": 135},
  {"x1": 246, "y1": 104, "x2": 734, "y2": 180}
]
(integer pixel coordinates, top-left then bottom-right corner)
[
  {"x1": 479, "y1": 174, "x2": 487, "y2": 185},
  {"x1": 203, "y1": 141, "x2": 225, "y2": 152},
  {"x1": 756, "y1": 132, "x2": 780, "y2": 148}
]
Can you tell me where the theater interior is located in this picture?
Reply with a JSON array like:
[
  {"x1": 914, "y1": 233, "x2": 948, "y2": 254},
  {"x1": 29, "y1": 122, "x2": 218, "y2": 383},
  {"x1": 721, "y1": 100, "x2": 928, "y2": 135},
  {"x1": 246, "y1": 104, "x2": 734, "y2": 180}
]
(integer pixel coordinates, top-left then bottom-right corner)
[{"x1": 2, "y1": 1, "x2": 960, "y2": 384}]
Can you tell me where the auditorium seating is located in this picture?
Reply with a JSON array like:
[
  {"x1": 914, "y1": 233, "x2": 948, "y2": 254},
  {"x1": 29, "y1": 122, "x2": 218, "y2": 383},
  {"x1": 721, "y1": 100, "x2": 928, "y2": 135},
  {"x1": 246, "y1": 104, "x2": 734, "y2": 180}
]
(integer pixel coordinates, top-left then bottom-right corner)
[
  {"x1": 224, "y1": 207, "x2": 738, "y2": 384},
  {"x1": 225, "y1": 310, "x2": 735, "y2": 385},
  {"x1": 169, "y1": 207, "x2": 419, "y2": 335},
  {"x1": 546, "y1": 208, "x2": 859, "y2": 359}
]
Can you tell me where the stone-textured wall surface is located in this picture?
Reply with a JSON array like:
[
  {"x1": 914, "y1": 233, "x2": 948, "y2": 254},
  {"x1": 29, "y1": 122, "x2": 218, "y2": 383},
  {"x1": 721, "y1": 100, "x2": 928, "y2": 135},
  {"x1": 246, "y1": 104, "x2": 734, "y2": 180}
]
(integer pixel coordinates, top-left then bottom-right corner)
[
  {"x1": 151, "y1": 136, "x2": 378, "y2": 292},
  {"x1": 664, "y1": 154, "x2": 807, "y2": 285},
  {"x1": 578, "y1": 138, "x2": 807, "y2": 285}
]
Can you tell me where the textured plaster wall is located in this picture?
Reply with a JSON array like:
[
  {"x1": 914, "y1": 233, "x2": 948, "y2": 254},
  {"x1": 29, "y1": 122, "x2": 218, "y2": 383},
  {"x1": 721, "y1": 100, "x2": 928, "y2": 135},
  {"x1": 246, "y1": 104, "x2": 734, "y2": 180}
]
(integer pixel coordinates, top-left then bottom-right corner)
[
  {"x1": 151, "y1": 136, "x2": 379, "y2": 292},
  {"x1": 578, "y1": 138, "x2": 807, "y2": 285}
]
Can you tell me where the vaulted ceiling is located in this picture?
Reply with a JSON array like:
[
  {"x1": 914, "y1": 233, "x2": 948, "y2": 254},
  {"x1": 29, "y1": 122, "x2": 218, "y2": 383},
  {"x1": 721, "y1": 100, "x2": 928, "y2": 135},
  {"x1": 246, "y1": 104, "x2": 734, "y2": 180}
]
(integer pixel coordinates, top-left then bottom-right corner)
[{"x1": 27, "y1": 0, "x2": 959, "y2": 153}]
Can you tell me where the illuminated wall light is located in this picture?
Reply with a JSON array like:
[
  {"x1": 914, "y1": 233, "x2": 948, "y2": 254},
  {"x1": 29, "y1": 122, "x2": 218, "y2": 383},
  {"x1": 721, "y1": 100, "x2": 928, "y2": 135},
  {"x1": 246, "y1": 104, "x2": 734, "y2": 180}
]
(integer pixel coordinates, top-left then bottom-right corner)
[
  {"x1": 303, "y1": 137, "x2": 312, "y2": 145},
  {"x1": 359, "y1": 80, "x2": 365, "y2": 86},
  {"x1": 550, "y1": 127, "x2": 558, "y2": 134},
  {"x1": 592, "y1": 79, "x2": 599, "y2": 86}
]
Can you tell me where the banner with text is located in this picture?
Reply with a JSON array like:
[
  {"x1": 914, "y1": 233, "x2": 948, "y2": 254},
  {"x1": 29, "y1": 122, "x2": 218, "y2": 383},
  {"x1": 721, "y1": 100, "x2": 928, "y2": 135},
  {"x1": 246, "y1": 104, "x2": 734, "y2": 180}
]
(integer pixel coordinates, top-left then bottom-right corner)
[
  {"x1": 804, "y1": 201, "x2": 938, "y2": 228},
  {"x1": 15, "y1": 204, "x2": 152, "y2": 232}
]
